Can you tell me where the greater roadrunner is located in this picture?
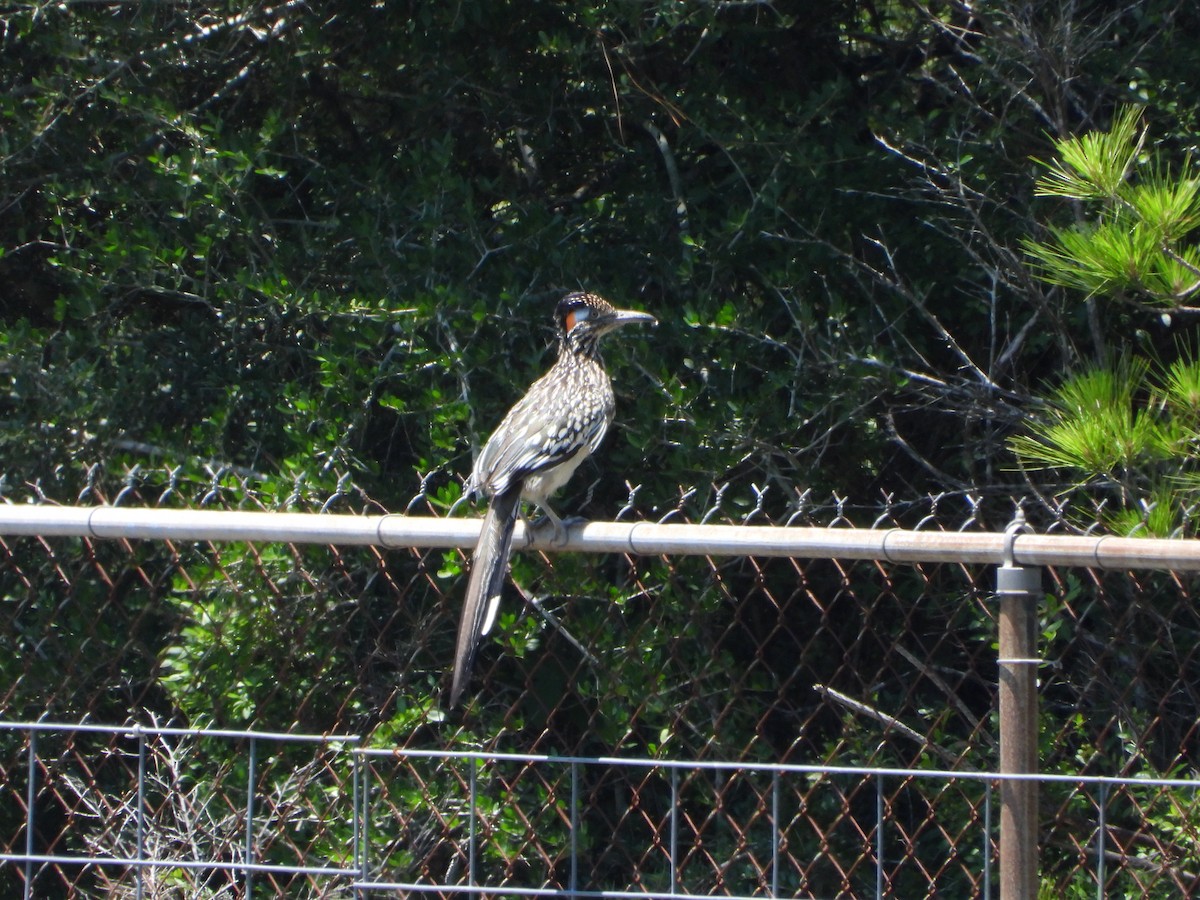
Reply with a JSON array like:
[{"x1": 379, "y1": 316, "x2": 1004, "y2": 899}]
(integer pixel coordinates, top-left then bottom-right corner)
[{"x1": 450, "y1": 292, "x2": 656, "y2": 706}]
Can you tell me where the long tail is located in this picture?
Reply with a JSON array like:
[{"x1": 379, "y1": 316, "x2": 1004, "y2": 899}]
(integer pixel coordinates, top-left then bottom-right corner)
[{"x1": 450, "y1": 488, "x2": 521, "y2": 706}]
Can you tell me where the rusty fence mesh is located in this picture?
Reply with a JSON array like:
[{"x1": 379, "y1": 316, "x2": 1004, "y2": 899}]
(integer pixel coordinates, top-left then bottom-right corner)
[{"x1": 2, "y1": 472, "x2": 1200, "y2": 897}]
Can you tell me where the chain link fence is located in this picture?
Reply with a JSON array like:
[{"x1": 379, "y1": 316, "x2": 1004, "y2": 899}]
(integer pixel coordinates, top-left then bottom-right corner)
[{"x1": 2, "y1": 469, "x2": 1199, "y2": 897}]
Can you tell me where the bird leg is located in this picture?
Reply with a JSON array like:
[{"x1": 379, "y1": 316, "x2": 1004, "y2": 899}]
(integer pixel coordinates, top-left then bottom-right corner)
[{"x1": 522, "y1": 501, "x2": 574, "y2": 547}]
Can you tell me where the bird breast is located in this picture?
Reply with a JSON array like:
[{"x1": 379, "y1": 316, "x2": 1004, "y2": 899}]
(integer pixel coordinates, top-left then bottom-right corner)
[{"x1": 470, "y1": 356, "x2": 615, "y2": 499}]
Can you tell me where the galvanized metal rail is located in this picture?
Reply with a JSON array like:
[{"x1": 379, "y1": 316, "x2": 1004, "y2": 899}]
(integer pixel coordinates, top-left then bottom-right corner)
[{"x1": 1, "y1": 505, "x2": 1197, "y2": 570}]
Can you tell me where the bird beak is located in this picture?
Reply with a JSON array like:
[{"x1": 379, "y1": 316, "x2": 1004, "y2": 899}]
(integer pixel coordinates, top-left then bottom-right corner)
[{"x1": 610, "y1": 309, "x2": 658, "y2": 329}]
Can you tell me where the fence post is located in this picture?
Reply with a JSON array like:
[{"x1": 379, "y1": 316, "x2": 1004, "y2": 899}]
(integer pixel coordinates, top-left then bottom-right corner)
[{"x1": 996, "y1": 513, "x2": 1041, "y2": 899}]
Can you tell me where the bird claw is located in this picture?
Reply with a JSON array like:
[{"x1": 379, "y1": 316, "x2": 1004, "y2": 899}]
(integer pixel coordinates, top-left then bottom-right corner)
[{"x1": 527, "y1": 514, "x2": 584, "y2": 547}]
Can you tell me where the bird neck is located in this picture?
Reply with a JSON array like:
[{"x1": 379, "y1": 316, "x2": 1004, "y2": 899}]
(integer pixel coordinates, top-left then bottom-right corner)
[{"x1": 559, "y1": 328, "x2": 603, "y2": 361}]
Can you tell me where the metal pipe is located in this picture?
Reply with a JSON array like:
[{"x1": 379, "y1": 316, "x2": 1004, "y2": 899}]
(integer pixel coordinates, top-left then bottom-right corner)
[
  {"x1": 996, "y1": 516, "x2": 1041, "y2": 900},
  {"x1": 468, "y1": 759, "x2": 478, "y2": 898},
  {"x1": 1096, "y1": 783, "x2": 1108, "y2": 899},
  {"x1": 770, "y1": 771, "x2": 780, "y2": 898},
  {"x1": 669, "y1": 768, "x2": 679, "y2": 896},
  {"x1": 24, "y1": 730, "x2": 35, "y2": 900},
  {"x1": 983, "y1": 782, "x2": 992, "y2": 900},
  {"x1": 246, "y1": 736, "x2": 257, "y2": 898},
  {"x1": 569, "y1": 761, "x2": 579, "y2": 898},
  {"x1": 875, "y1": 773, "x2": 885, "y2": 899},
  {"x1": 136, "y1": 727, "x2": 146, "y2": 900},
  {"x1": 2, "y1": 506, "x2": 1200, "y2": 570}
]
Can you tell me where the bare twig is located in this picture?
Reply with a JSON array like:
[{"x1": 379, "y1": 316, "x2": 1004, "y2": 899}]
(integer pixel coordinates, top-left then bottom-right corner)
[{"x1": 814, "y1": 682, "x2": 963, "y2": 766}]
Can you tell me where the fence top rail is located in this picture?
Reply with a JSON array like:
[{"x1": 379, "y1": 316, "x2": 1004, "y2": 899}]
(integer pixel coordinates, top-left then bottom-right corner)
[{"x1": 2, "y1": 504, "x2": 1199, "y2": 570}]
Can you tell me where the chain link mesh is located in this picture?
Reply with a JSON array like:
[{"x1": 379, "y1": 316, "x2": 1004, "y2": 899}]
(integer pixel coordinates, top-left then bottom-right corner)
[{"x1": 2, "y1": 469, "x2": 1199, "y2": 896}]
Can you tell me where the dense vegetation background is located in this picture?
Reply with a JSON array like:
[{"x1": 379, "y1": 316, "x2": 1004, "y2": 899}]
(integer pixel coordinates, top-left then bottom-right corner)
[
  {"x1": 4, "y1": 1, "x2": 1200, "y2": 893},
  {"x1": 6, "y1": 0, "x2": 1196, "y2": 515}
]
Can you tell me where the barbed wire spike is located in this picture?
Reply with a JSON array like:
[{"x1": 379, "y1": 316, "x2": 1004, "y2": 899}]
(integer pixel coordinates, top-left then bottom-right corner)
[
  {"x1": 157, "y1": 466, "x2": 185, "y2": 507},
  {"x1": 113, "y1": 465, "x2": 143, "y2": 508},
  {"x1": 700, "y1": 482, "x2": 730, "y2": 525},
  {"x1": 828, "y1": 492, "x2": 850, "y2": 527},
  {"x1": 784, "y1": 486, "x2": 813, "y2": 527},
  {"x1": 1175, "y1": 501, "x2": 1199, "y2": 539},
  {"x1": 405, "y1": 470, "x2": 437, "y2": 514},
  {"x1": 320, "y1": 472, "x2": 355, "y2": 514},
  {"x1": 871, "y1": 491, "x2": 897, "y2": 530},
  {"x1": 657, "y1": 485, "x2": 697, "y2": 524},
  {"x1": 284, "y1": 471, "x2": 309, "y2": 510},
  {"x1": 958, "y1": 493, "x2": 983, "y2": 532},
  {"x1": 200, "y1": 466, "x2": 231, "y2": 507},
  {"x1": 1081, "y1": 497, "x2": 1108, "y2": 536},
  {"x1": 615, "y1": 481, "x2": 643, "y2": 522},
  {"x1": 914, "y1": 492, "x2": 948, "y2": 531},
  {"x1": 742, "y1": 483, "x2": 768, "y2": 525},
  {"x1": 78, "y1": 462, "x2": 102, "y2": 504}
]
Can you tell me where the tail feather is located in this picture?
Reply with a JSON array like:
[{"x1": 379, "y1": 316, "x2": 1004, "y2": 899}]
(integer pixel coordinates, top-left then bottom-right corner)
[{"x1": 450, "y1": 488, "x2": 521, "y2": 706}]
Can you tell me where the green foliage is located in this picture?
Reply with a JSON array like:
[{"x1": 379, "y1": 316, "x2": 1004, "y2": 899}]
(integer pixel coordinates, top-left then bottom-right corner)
[
  {"x1": 1, "y1": 0, "x2": 1118, "y2": 506},
  {"x1": 1010, "y1": 358, "x2": 1166, "y2": 473},
  {"x1": 1033, "y1": 106, "x2": 1146, "y2": 202},
  {"x1": 1010, "y1": 355, "x2": 1200, "y2": 535},
  {"x1": 1025, "y1": 107, "x2": 1200, "y2": 303},
  {"x1": 1016, "y1": 108, "x2": 1200, "y2": 534}
]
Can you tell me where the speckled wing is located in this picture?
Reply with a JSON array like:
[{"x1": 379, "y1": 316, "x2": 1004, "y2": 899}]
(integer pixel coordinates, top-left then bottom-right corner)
[{"x1": 469, "y1": 364, "x2": 615, "y2": 498}]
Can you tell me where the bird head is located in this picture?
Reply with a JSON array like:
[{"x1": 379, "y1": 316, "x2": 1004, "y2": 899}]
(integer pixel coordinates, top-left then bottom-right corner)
[{"x1": 555, "y1": 292, "x2": 656, "y2": 355}]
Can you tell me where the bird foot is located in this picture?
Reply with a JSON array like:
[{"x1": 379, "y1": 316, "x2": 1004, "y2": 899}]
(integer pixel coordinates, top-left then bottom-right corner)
[{"x1": 527, "y1": 514, "x2": 585, "y2": 547}]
